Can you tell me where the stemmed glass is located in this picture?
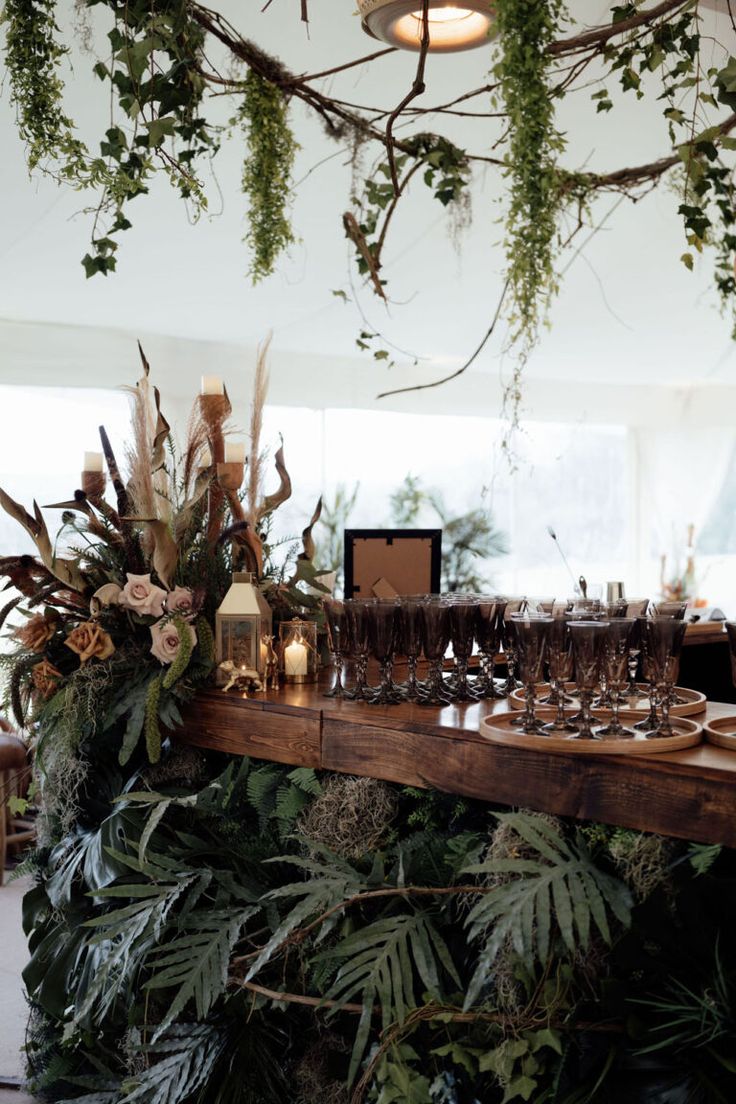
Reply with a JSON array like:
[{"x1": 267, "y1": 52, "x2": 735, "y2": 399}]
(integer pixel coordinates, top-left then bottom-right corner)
[
  {"x1": 568, "y1": 621, "x2": 609, "y2": 739},
  {"x1": 624, "y1": 599, "x2": 649, "y2": 698},
  {"x1": 448, "y1": 597, "x2": 479, "y2": 702},
  {"x1": 419, "y1": 599, "x2": 452, "y2": 706},
  {"x1": 474, "y1": 598, "x2": 504, "y2": 699},
  {"x1": 597, "y1": 619, "x2": 636, "y2": 739},
  {"x1": 633, "y1": 616, "x2": 658, "y2": 732},
  {"x1": 650, "y1": 601, "x2": 687, "y2": 619},
  {"x1": 644, "y1": 617, "x2": 687, "y2": 737},
  {"x1": 344, "y1": 599, "x2": 372, "y2": 702},
  {"x1": 322, "y1": 597, "x2": 348, "y2": 698},
  {"x1": 398, "y1": 596, "x2": 424, "y2": 702},
  {"x1": 510, "y1": 613, "x2": 552, "y2": 733},
  {"x1": 369, "y1": 599, "x2": 403, "y2": 705},
  {"x1": 541, "y1": 613, "x2": 576, "y2": 734},
  {"x1": 501, "y1": 598, "x2": 527, "y2": 693}
]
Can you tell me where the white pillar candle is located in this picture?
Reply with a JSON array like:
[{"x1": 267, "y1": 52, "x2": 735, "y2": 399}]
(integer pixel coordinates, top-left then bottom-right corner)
[
  {"x1": 84, "y1": 451, "x2": 104, "y2": 472},
  {"x1": 225, "y1": 441, "x2": 246, "y2": 464},
  {"x1": 284, "y1": 639, "x2": 308, "y2": 676},
  {"x1": 201, "y1": 375, "x2": 224, "y2": 396}
]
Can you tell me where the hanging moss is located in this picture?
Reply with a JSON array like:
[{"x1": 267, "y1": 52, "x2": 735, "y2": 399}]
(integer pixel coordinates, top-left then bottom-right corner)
[{"x1": 239, "y1": 70, "x2": 298, "y2": 283}]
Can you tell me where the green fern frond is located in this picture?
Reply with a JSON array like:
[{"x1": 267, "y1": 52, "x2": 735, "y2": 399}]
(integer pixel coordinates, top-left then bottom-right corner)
[
  {"x1": 120, "y1": 1023, "x2": 225, "y2": 1104},
  {"x1": 462, "y1": 812, "x2": 632, "y2": 1008},
  {"x1": 323, "y1": 911, "x2": 460, "y2": 1084},
  {"x1": 145, "y1": 906, "x2": 260, "y2": 1038},
  {"x1": 287, "y1": 766, "x2": 322, "y2": 796}
]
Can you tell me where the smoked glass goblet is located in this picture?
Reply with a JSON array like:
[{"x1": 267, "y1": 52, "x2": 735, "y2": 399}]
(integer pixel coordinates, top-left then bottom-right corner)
[
  {"x1": 633, "y1": 616, "x2": 658, "y2": 733},
  {"x1": 644, "y1": 617, "x2": 687, "y2": 737},
  {"x1": 541, "y1": 614, "x2": 576, "y2": 734},
  {"x1": 323, "y1": 597, "x2": 348, "y2": 698},
  {"x1": 419, "y1": 599, "x2": 452, "y2": 706},
  {"x1": 569, "y1": 621, "x2": 609, "y2": 739},
  {"x1": 448, "y1": 597, "x2": 479, "y2": 702},
  {"x1": 368, "y1": 599, "x2": 403, "y2": 704},
  {"x1": 475, "y1": 598, "x2": 504, "y2": 698},
  {"x1": 510, "y1": 613, "x2": 552, "y2": 734},
  {"x1": 650, "y1": 601, "x2": 687, "y2": 619},
  {"x1": 398, "y1": 596, "x2": 425, "y2": 702},
  {"x1": 344, "y1": 599, "x2": 372, "y2": 702},
  {"x1": 501, "y1": 598, "x2": 527, "y2": 693},
  {"x1": 624, "y1": 600, "x2": 648, "y2": 697},
  {"x1": 597, "y1": 618, "x2": 636, "y2": 739}
]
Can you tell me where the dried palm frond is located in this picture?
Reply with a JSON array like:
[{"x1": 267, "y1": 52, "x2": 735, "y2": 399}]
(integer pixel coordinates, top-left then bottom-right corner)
[
  {"x1": 182, "y1": 403, "x2": 211, "y2": 495},
  {"x1": 0, "y1": 489, "x2": 88, "y2": 592},
  {"x1": 258, "y1": 442, "x2": 292, "y2": 523},
  {"x1": 247, "y1": 333, "x2": 271, "y2": 528}
]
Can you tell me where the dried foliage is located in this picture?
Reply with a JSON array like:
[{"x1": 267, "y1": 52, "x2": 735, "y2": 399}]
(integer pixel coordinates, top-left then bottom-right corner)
[{"x1": 298, "y1": 774, "x2": 398, "y2": 858}]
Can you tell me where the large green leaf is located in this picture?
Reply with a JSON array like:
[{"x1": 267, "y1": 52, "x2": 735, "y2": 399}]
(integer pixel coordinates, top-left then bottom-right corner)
[
  {"x1": 462, "y1": 813, "x2": 632, "y2": 1008},
  {"x1": 120, "y1": 1024, "x2": 225, "y2": 1104},
  {"x1": 322, "y1": 910, "x2": 459, "y2": 1084},
  {"x1": 144, "y1": 906, "x2": 260, "y2": 1038}
]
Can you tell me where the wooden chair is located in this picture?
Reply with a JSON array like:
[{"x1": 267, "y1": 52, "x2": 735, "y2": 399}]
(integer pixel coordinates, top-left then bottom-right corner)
[{"x1": 0, "y1": 724, "x2": 32, "y2": 887}]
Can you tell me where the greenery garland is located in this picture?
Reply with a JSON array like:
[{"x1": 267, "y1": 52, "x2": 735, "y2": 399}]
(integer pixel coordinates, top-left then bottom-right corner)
[
  {"x1": 1, "y1": 0, "x2": 86, "y2": 172},
  {"x1": 238, "y1": 71, "x2": 298, "y2": 284}
]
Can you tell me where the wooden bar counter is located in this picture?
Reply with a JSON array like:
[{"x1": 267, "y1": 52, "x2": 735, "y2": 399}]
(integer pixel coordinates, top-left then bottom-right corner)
[{"x1": 176, "y1": 684, "x2": 736, "y2": 848}]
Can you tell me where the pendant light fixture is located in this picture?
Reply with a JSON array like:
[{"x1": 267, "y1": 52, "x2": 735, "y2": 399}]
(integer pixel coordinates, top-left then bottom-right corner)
[{"x1": 358, "y1": 1, "x2": 494, "y2": 53}]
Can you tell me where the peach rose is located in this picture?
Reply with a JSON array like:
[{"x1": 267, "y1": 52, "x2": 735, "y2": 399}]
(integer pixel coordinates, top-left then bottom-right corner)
[
  {"x1": 150, "y1": 618, "x2": 197, "y2": 666},
  {"x1": 65, "y1": 622, "x2": 115, "y2": 663},
  {"x1": 165, "y1": 587, "x2": 196, "y2": 619},
  {"x1": 31, "y1": 660, "x2": 63, "y2": 699},
  {"x1": 15, "y1": 614, "x2": 56, "y2": 653},
  {"x1": 118, "y1": 573, "x2": 167, "y2": 619}
]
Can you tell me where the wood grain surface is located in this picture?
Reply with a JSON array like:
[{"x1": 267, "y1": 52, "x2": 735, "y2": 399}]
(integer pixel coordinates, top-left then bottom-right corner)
[{"x1": 176, "y1": 686, "x2": 736, "y2": 847}]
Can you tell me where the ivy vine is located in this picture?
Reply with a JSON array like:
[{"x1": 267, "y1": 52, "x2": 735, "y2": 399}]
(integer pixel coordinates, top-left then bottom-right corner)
[
  {"x1": 1, "y1": 0, "x2": 86, "y2": 172},
  {"x1": 237, "y1": 70, "x2": 298, "y2": 284}
]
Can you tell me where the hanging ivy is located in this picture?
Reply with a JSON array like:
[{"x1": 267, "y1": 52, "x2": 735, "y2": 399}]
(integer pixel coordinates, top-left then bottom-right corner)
[
  {"x1": 1, "y1": 0, "x2": 86, "y2": 172},
  {"x1": 238, "y1": 71, "x2": 298, "y2": 284},
  {"x1": 490, "y1": 0, "x2": 568, "y2": 448}
]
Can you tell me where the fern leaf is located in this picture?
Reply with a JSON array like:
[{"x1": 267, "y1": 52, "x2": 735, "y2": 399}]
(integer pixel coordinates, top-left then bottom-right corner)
[
  {"x1": 287, "y1": 766, "x2": 322, "y2": 796},
  {"x1": 462, "y1": 812, "x2": 632, "y2": 1009},
  {"x1": 120, "y1": 1023, "x2": 224, "y2": 1104},
  {"x1": 245, "y1": 851, "x2": 365, "y2": 980},
  {"x1": 145, "y1": 906, "x2": 260, "y2": 1038},
  {"x1": 322, "y1": 911, "x2": 456, "y2": 1084}
]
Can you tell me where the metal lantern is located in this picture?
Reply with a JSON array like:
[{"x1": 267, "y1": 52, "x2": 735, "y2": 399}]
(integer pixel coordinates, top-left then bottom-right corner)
[
  {"x1": 357, "y1": 0, "x2": 495, "y2": 53},
  {"x1": 215, "y1": 572, "x2": 273, "y2": 682},
  {"x1": 278, "y1": 618, "x2": 319, "y2": 685}
]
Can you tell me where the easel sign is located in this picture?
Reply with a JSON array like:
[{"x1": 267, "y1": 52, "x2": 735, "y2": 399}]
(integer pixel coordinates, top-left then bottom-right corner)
[{"x1": 343, "y1": 529, "x2": 442, "y2": 598}]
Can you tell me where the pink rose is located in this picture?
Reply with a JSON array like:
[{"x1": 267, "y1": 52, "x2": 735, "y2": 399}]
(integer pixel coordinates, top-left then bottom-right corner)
[
  {"x1": 118, "y1": 573, "x2": 167, "y2": 619},
  {"x1": 150, "y1": 618, "x2": 197, "y2": 666},
  {"x1": 165, "y1": 586, "x2": 196, "y2": 619}
]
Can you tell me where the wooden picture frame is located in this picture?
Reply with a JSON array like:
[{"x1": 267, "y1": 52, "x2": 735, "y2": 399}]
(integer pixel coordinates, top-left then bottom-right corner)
[{"x1": 343, "y1": 528, "x2": 442, "y2": 598}]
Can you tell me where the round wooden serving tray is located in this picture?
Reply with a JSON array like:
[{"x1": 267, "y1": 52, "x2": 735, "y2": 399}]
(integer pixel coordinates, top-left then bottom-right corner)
[
  {"x1": 703, "y1": 715, "x2": 736, "y2": 751},
  {"x1": 480, "y1": 710, "x2": 703, "y2": 755},
  {"x1": 508, "y1": 684, "x2": 705, "y2": 718}
]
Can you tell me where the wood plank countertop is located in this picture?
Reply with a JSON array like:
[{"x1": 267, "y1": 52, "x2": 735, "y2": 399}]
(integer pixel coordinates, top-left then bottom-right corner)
[{"x1": 176, "y1": 684, "x2": 736, "y2": 848}]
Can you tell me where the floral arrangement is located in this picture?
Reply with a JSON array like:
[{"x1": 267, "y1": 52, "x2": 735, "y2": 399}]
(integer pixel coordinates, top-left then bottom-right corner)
[{"x1": 0, "y1": 342, "x2": 324, "y2": 837}]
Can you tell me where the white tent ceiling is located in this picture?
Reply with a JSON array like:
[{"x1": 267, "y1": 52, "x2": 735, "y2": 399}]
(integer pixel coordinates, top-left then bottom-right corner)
[{"x1": 2, "y1": 1, "x2": 736, "y2": 413}]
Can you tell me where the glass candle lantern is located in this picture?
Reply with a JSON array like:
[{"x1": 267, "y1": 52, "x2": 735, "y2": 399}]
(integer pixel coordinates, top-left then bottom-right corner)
[
  {"x1": 279, "y1": 618, "x2": 319, "y2": 684},
  {"x1": 215, "y1": 572, "x2": 273, "y2": 683}
]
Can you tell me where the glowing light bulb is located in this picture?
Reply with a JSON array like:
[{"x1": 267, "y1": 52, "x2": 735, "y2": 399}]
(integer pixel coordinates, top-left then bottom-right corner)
[{"x1": 358, "y1": 0, "x2": 494, "y2": 53}]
